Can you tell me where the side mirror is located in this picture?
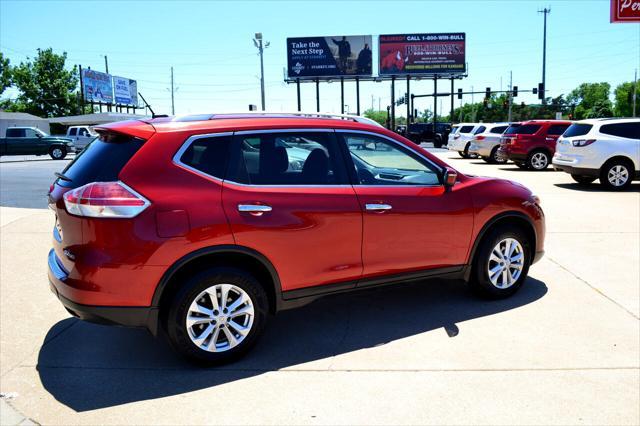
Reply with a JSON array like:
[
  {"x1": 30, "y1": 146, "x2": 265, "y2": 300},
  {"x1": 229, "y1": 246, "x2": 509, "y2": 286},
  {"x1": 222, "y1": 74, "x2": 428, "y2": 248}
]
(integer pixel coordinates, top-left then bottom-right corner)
[{"x1": 443, "y1": 168, "x2": 457, "y2": 190}]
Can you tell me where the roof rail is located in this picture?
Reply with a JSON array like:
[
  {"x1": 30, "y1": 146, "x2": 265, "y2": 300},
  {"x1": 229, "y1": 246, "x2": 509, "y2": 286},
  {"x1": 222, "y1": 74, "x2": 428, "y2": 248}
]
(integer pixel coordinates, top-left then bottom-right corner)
[{"x1": 182, "y1": 111, "x2": 383, "y2": 127}]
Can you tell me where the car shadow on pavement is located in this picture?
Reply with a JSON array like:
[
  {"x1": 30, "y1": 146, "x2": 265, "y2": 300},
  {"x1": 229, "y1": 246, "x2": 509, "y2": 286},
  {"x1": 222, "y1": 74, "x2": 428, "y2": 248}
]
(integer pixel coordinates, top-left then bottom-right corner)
[
  {"x1": 554, "y1": 182, "x2": 640, "y2": 192},
  {"x1": 37, "y1": 277, "x2": 547, "y2": 412}
]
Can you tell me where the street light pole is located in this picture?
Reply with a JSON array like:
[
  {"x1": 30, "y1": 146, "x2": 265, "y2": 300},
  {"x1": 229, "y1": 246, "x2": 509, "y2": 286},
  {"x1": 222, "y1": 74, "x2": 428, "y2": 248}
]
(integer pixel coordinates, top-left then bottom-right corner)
[
  {"x1": 253, "y1": 33, "x2": 269, "y2": 111},
  {"x1": 539, "y1": 7, "x2": 551, "y2": 104}
]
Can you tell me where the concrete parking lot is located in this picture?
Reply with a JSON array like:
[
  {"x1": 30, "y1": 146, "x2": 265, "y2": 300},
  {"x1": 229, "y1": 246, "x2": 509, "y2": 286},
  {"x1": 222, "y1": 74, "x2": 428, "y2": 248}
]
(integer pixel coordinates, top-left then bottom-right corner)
[{"x1": 0, "y1": 151, "x2": 638, "y2": 425}]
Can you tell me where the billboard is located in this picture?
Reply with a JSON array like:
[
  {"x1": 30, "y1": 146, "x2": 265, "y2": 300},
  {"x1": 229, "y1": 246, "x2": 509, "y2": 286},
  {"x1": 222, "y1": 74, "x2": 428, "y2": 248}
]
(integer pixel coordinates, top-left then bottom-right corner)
[
  {"x1": 287, "y1": 35, "x2": 373, "y2": 79},
  {"x1": 81, "y1": 69, "x2": 113, "y2": 103},
  {"x1": 610, "y1": 0, "x2": 640, "y2": 22},
  {"x1": 379, "y1": 33, "x2": 466, "y2": 76},
  {"x1": 113, "y1": 76, "x2": 138, "y2": 106}
]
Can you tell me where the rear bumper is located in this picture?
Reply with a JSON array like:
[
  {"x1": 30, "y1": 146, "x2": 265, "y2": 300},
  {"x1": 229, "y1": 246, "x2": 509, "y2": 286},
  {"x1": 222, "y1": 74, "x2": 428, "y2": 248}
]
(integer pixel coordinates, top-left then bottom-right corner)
[
  {"x1": 552, "y1": 164, "x2": 600, "y2": 177},
  {"x1": 48, "y1": 249, "x2": 159, "y2": 334}
]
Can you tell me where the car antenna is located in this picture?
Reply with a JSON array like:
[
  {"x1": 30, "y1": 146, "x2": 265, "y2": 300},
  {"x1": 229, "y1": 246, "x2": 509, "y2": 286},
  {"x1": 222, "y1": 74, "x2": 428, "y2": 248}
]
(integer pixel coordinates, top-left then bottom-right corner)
[{"x1": 138, "y1": 92, "x2": 167, "y2": 119}]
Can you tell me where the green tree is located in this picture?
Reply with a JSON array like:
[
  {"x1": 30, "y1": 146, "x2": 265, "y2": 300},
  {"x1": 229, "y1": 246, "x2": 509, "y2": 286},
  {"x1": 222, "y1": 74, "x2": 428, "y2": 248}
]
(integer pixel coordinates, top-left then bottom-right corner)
[
  {"x1": 567, "y1": 82, "x2": 612, "y2": 120},
  {"x1": 363, "y1": 108, "x2": 389, "y2": 126},
  {"x1": 613, "y1": 81, "x2": 640, "y2": 117},
  {"x1": 0, "y1": 52, "x2": 11, "y2": 95},
  {"x1": 8, "y1": 48, "x2": 79, "y2": 117}
]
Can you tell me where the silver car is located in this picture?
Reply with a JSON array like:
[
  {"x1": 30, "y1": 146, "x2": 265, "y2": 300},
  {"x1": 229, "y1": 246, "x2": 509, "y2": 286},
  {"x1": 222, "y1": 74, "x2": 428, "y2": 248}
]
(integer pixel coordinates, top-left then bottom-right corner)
[{"x1": 468, "y1": 123, "x2": 511, "y2": 163}]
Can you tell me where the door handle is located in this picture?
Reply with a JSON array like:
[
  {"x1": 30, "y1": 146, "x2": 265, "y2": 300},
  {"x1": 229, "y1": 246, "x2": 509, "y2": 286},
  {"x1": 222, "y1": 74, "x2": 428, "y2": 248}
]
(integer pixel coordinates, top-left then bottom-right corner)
[
  {"x1": 238, "y1": 204, "x2": 272, "y2": 215},
  {"x1": 365, "y1": 203, "x2": 392, "y2": 212},
  {"x1": 545, "y1": 137, "x2": 555, "y2": 141}
]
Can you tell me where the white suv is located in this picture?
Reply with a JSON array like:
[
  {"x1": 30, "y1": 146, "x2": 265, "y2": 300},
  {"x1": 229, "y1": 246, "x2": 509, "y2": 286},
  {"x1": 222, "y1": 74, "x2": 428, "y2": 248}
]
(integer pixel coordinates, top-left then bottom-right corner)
[
  {"x1": 553, "y1": 118, "x2": 639, "y2": 190},
  {"x1": 468, "y1": 123, "x2": 511, "y2": 163},
  {"x1": 448, "y1": 123, "x2": 487, "y2": 158}
]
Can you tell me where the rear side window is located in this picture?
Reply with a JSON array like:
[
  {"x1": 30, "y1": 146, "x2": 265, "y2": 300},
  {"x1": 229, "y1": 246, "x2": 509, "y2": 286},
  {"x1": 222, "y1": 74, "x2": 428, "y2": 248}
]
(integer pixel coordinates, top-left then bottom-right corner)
[
  {"x1": 57, "y1": 133, "x2": 145, "y2": 188},
  {"x1": 600, "y1": 123, "x2": 640, "y2": 140},
  {"x1": 68, "y1": 128, "x2": 77, "y2": 136},
  {"x1": 512, "y1": 124, "x2": 541, "y2": 135},
  {"x1": 227, "y1": 132, "x2": 348, "y2": 185},
  {"x1": 490, "y1": 126, "x2": 508, "y2": 134},
  {"x1": 179, "y1": 135, "x2": 232, "y2": 179},
  {"x1": 474, "y1": 126, "x2": 486, "y2": 134},
  {"x1": 504, "y1": 124, "x2": 521, "y2": 134},
  {"x1": 6, "y1": 128, "x2": 25, "y2": 137},
  {"x1": 459, "y1": 126, "x2": 474, "y2": 133},
  {"x1": 547, "y1": 124, "x2": 570, "y2": 135},
  {"x1": 563, "y1": 123, "x2": 592, "y2": 137}
]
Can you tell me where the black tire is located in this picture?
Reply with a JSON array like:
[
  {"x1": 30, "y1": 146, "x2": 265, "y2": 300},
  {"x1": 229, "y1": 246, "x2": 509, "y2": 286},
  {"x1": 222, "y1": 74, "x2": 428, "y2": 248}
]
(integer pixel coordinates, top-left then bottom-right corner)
[
  {"x1": 490, "y1": 146, "x2": 507, "y2": 164},
  {"x1": 527, "y1": 149, "x2": 550, "y2": 171},
  {"x1": 470, "y1": 225, "x2": 531, "y2": 299},
  {"x1": 433, "y1": 135, "x2": 443, "y2": 149},
  {"x1": 515, "y1": 161, "x2": 528, "y2": 170},
  {"x1": 458, "y1": 151, "x2": 467, "y2": 158},
  {"x1": 461, "y1": 143, "x2": 472, "y2": 159},
  {"x1": 599, "y1": 158, "x2": 634, "y2": 191},
  {"x1": 166, "y1": 267, "x2": 268, "y2": 365},
  {"x1": 49, "y1": 145, "x2": 67, "y2": 160},
  {"x1": 571, "y1": 175, "x2": 596, "y2": 185},
  {"x1": 481, "y1": 156, "x2": 492, "y2": 163}
]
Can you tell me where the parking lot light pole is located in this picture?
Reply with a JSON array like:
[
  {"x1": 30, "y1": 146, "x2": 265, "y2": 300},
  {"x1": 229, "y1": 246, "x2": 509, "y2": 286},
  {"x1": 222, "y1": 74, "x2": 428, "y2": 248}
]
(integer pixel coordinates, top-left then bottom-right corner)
[{"x1": 539, "y1": 7, "x2": 550, "y2": 104}]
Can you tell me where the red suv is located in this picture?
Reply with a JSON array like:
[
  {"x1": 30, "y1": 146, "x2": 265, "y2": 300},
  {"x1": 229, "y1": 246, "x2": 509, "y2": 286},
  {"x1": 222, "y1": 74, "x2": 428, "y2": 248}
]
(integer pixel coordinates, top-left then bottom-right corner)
[
  {"x1": 47, "y1": 113, "x2": 545, "y2": 364},
  {"x1": 497, "y1": 120, "x2": 572, "y2": 170}
]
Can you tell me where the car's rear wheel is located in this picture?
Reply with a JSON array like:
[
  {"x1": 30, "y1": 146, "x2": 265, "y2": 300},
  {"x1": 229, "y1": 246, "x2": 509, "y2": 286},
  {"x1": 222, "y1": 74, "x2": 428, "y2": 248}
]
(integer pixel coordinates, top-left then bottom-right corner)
[
  {"x1": 470, "y1": 226, "x2": 531, "y2": 298},
  {"x1": 49, "y1": 146, "x2": 67, "y2": 160},
  {"x1": 571, "y1": 175, "x2": 596, "y2": 185},
  {"x1": 458, "y1": 151, "x2": 467, "y2": 158},
  {"x1": 166, "y1": 267, "x2": 268, "y2": 365},
  {"x1": 433, "y1": 135, "x2": 443, "y2": 149},
  {"x1": 481, "y1": 156, "x2": 492, "y2": 163},
  {"x1": 600, "y1": 159, "x2": 633, "y2": 191},
  {"x1": 528, "y1": 150, "x2": 550, "y2": 171}
]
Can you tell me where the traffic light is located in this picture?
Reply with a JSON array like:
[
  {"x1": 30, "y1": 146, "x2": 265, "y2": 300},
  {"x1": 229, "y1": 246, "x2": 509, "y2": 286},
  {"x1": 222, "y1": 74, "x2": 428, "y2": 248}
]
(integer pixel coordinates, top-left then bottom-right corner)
[
  {"x1": 512, "y1": 86, "x2": 518, "y2": 97},
  {"x1": 532, "y1": 87, "x2": 538, "y2": 95},
  {"x1": 538, "y1": 83, "x2": 544, "y2": 100},
  {"x1": 457, "y1": 88, "x2": 463, "y2": 99},
  {"x1": 485, "y1": 87, "x2": 491, "y2": 99}
]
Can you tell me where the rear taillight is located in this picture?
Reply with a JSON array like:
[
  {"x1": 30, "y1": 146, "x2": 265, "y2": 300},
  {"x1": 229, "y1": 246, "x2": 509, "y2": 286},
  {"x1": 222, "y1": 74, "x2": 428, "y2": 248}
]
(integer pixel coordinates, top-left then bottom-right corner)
[
  {"x1": 63, "y1": 181, "x2": 150, "y2": 218},
  {"x1": 476, "y1": 135, "x2": 485, "y2": 141},
  {"x1": 572, "y1": 139, "x2": 596, "y2": 147}
]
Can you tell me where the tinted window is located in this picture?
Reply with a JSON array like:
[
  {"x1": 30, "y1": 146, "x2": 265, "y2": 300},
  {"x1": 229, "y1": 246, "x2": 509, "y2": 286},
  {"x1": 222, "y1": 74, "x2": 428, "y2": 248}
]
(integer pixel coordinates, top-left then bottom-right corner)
[
  {"x1": 459, "y1": 126, "x2": 474, "y2": 133},
  {"x1": 342, "y1": 133, "x2": 440, "y2": 186},
  {"x1": 504, "y1": 124, "x2": 521, "y2": 134},
  {"x1": 600, "y1": 123, "x2": 640, "y2": 140},
  {"x1": 227, "y1": 132, "x2": 348, "y2": 185},
  {"x1": 68, "y1": 128, "x2": 77, "y2": 136},
  {"x1": 474, "y1": 126, "x2": 486, "y2": 134},
  {"x1": 6, "y1": 128, "x2": 25, "y2": 138},
  {"x1": 57, "y1": 134, "x2": 145, "y2": 188},
  {"x1": 563, "y1": 123, "x2": 592, "y2": 137},
  {"x1": 180, "y1": 135, "x2": 232, "y2": 179},
  {"x1": 78, "y1": 128, "x2": 89, "y2": 136},
  {"x1": 511, "y1": 124, "x2": 541, "y2": 135},
  {"x1": 490, "y1": 126, "x2": 508, "y2": 134},
  {"x1": 547, "y1": 124, "x2": 570, "y2": 135}
]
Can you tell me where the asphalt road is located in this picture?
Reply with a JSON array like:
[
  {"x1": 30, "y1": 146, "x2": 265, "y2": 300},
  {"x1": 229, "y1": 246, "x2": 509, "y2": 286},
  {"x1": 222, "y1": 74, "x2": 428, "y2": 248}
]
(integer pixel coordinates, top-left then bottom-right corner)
[{"x1": 0, "y1": 151, "x2": 638, "y2": 425}]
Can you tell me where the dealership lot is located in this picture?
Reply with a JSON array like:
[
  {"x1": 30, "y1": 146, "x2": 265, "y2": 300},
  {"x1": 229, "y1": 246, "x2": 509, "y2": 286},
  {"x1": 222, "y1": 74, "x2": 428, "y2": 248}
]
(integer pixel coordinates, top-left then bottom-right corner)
[{"x1": 0, "y1": 151, "x2": 638, "y2": 425}]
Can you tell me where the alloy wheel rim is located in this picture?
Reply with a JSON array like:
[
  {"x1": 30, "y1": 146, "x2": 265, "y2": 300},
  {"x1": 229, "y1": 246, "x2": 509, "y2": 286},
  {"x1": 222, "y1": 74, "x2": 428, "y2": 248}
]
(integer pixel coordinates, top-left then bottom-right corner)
[
  {"x1": 531, "y1": 153, "x2": 548, "y2": 169},
  {"x1": 186, "y1": 284, "x2": 255, "y2": 353},
  {"x1": 52, "y1": 148, "x2": 62, "y2": 158},
  {"x1": 487, "y1": 238, "x2": 524, "y2": 289},
  {"x1": 607, "y1": 165, "x2": 629, "y2": 187}
]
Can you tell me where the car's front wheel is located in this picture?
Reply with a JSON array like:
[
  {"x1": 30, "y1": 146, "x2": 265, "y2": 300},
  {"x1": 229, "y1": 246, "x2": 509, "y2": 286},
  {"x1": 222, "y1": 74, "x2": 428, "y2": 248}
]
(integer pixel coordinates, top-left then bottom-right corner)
[
  {"x1": 470, "y1": 226, "x2": 531, "y2": 298},
  {"x1": 166, "y1": 267, "x2": 268, "y2": 365}
]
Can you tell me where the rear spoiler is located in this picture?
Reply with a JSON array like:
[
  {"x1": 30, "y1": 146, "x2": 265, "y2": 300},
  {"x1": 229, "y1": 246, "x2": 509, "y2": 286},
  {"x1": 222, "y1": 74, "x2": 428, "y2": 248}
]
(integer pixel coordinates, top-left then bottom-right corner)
[{"x1": 94, "y1": 120, "x2": 156, "y2": 140}]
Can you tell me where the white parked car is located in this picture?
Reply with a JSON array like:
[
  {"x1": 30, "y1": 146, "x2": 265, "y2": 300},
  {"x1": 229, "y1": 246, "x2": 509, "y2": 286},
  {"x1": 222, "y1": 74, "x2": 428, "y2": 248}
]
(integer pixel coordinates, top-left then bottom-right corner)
[
  {"x1": 468, "y1": 122, "x2": 511, "y2": 163},
  {"x1": 553, "y1": 118, "x2": 639, "y2": 190},
  {"x1": 65, "y1": 126, "x2": 98, "y2": 151},
  {"x1": 448, "y1": 123, "x2": 487, "y2": 158}
]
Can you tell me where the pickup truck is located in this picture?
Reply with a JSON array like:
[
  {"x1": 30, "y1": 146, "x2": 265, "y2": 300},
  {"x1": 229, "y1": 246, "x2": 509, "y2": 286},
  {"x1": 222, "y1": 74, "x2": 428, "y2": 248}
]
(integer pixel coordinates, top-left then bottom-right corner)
[
  {"x1": 0, "y1": 127, "x2": 75, "y2": 159},
  {"x1": 64, "y1": 125, "x2": 98, "y2": 151}
]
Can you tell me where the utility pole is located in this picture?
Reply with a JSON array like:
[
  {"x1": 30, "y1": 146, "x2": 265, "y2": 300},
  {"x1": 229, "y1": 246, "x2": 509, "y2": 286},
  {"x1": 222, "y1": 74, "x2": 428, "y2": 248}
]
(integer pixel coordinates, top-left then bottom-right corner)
[
  {"x1": 170, "y1": 66, "x2": 175, "y2": 115},
  {"x1": 508, "y1": 71, "x2": 513, "y2": 122},
  {"x1": 253, "y1": 33, "x2": 270, "y2": 111},
  {"x1": 634, "y1": 69, "x2": 637, "y2": 118},
  {"x1": 539, "y1": 7, "x2": 550, "y2": 104}
]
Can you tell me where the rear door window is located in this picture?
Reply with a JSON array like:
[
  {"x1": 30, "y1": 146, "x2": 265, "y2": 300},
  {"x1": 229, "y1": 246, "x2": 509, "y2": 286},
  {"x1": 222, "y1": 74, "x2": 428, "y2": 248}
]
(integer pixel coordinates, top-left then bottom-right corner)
[
  {"x1": 547, "y1": 124, "x2": 570, "y2": 135},
  {"x1": 227, "y1": 132, "x2": 348, "y2": 185},
  {"x1": 600, "y1": 123, "x2": 640, "y2": 139},
  {"x1": 512, "y1": 124, "x2": 541, "y2": 135},
  {"x1": 57, "y1": 133, "x2": 145, "y2": 188},
  {"x1": 6, "y1": 128, "x2": 25, "y2": 138},
  {"x1": 68, "y1": 128, "x2": 77, "y2": 136},
  {"x1": 459, "y1": 126, "x2": 474, "y2": 134}
]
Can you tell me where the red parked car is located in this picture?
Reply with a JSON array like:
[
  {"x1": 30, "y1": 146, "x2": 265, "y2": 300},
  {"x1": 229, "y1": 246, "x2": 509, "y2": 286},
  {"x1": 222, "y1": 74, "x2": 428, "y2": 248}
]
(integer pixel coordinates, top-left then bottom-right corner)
[
  {"x1": 497, "y1": 120, "x2": 572, "y2": 170},
  {"x1": 47, "y1": 113, "x2": 545, "y2": 364}
]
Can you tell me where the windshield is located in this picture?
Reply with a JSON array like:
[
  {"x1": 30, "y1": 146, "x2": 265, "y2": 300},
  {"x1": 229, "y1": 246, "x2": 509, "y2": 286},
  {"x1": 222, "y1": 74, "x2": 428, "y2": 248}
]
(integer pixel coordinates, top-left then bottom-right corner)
[
  {"x1": 563, "y1": 123, "x2": 593, "y2": 137},
  {"x1": 35, "y1": 128, "x2": 48, "y2": 137}
]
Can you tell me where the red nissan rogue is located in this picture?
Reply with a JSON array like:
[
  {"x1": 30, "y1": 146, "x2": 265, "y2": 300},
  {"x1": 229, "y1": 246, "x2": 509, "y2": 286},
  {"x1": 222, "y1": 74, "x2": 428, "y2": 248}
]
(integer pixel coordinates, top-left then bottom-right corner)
[{"x1": 47, "y1": 113, "x2": 545, "y2": 364}]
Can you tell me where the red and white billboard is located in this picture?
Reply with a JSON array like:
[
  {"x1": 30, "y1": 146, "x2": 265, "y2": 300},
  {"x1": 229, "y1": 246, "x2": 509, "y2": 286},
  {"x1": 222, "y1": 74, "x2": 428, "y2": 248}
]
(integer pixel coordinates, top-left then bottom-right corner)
[
  {"x1": 379, "y1": 33, "x2": 466, "y2": 76},
  {"x1": 610, "y1": 0, "x2": 640, "y2": 23}
]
